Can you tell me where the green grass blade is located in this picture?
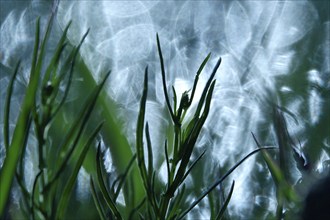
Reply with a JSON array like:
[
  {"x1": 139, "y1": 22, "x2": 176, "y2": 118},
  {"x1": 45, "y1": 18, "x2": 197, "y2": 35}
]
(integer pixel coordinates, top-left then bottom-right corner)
[
  {"x1": 136, "y1": 66, "x2": 148, "y2": 175},
  {"x1": 251, "y1": 133, "x2": 298, "y2": 203},
  {"x1": 56, "y1": 122, "x2": 103, "y2": 220},
  {"x1": 164, "y1": 141, "x2": 171, "y2": 187},
  {"x1": 178, "y1": 147, "x2": 276, "y2": 219},
  {"x1": 114, "y1": 154, "x2": 137, "y2": 201},
  {"x1": 90, "y1": 177, "x2": 107, "y2": 220},
  {"x1": 3, "y1": 61, "x2": 20, "y2": 150},
  {"x1": 45, "y1": 71, "x2": 110, "y2": 190},
  {"x1": 188, "y1": 53, "x2": 211, "y2": 107},
  {"x1": 30, "y1": 17, "x2": 40, "y2": 77},
  {"x1": 0, "y1": 18, "x2": 45, "y2": 215},
  {"x1": 145, "y1": 123, "x2": 154, "y2": 180},
  {"x1": 96, "y1": 144, "x2": 122, "y2": 219},
  {"x1": 172, "y1": 86, "x2": 178, "y2": 114},
  {"x1": 181, "y1": 150, "x2": 206, "y2": 186},
  {"x1": 194, "y1": 57, "x2": 221, "y2": 119},
  {"x1": 42, "y1": 21, "x2": 71, "y2": 86},
  {"x1": 215, "y1": 181, "x2": 235, "y2": 220},
  {"x1": 136, "y1": 67, "x2": 159, "y2": 214},
  {"x1": 51, "y1": 29, "x2": 90, "y2": 118},
  {"x1": 156, "y1": 34, "x2": 175, "y2": 122}
]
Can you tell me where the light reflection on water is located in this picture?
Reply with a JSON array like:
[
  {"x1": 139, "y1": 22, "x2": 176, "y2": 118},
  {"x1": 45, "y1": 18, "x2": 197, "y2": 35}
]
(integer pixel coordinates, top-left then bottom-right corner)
[{"x1": 0, "y1": 0, "x2": 329, "y2": 218}]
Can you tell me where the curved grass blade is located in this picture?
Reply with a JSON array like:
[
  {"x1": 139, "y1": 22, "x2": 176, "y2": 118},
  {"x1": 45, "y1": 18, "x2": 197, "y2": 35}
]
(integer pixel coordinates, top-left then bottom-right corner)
[
  {"x1": 251, "y1": 133, "x2": 298, "y2": 203},
  {"x1": 188, "y1": 53, "x2": 211, "y2": 107},
  {"x1": 194, "y1": 57, "x2": 221, "y2": 119},
  {"x1": 90, "y1": 177, "x2": 107, "y2": 220},
  {"x1": 45, "y1": 71, "x2": 111, "y2": 189},
  {"x1": 56, "y1": 122, "x2": 103, "y2": 220},
  {"x1": 4, "y1": 61, "x2": 20, "y2": 150},
  {"x1": 114, "y1": 154, "x2": 137, "y2": 201},
  {"x1": 172, "y1": 86, "x2": 178, "y2": 114},
  {"x1": 96, "y1": 144, "x2": 122, "y2": 219},
  {"x1": 164, "y1": 141, "x2": 171, "y2": 188},
  {"x1": 178, "y1": 147, "x2": 276, "y2": 219},
  {"x1": 180, "y1": 150, "x2": 206, "y2": 187},
  {"x1": 0, "y1": 19, "x2": 43, "y2": 215},
  {"x1": 136, "y1": 67, "x2": 159, "y2": 214},
  {"x1": 156, "y1": 34, "x2": 175, "y2": 123},
  {"x1": 215, "y1": 180, "x2": 235, "y2": 220},
  {"x1": 42, "y1": 21, "x2": 71, "y2": 86},
  {"x1": 145, "y1": 123, "x2": 154, "y2": 180},
  {"x1": 51, "y1": 29, "x2": 90, "y2": 118}
]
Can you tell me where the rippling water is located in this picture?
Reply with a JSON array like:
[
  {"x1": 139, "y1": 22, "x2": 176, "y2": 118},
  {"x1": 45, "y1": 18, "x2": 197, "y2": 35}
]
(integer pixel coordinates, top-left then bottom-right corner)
[{"x1": 1, "y1": 0, "x2": 329, "y2": 218}]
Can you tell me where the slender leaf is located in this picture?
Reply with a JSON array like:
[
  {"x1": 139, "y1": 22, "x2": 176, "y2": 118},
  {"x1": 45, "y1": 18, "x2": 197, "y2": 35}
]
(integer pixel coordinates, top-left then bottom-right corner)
[
  {"x1": 90, "y1": 177, "x2": 107, "y2": 220},
  {"x1": 188, "y1": 53, "x2": 211, "y2": 107},
  {"x1": 114, "y1": 154, "x2": 137, "y2": 201},
  {"x1": 178, "y1": 147, "x2": 276, "y2": 219},
  {"x1": 0, "y1": 18, "x2": 44, "y2": 215},
  {"x1": 164, "y1": 141, "x2": 171, "y2": 188},
  {"x1": 215, "y1": 181, "x2": 235, "y2": 220},
  {"x1": 96, "y1": 144, "x2": 122, "y2": 219},
  {"x1": 145, "y1": 123, "x2": 154, "y2": 180},
  {"x1": 46, "y1": 71, "x2": 110, "y2": 189},
  {"x1": 156, "y1": 34, "x2": 175, "y2": 123},
  {"x1": 194, "y1": 57, "x2": 221, "y2": 119},
  {"x1": 136, "y1": 66, "x2": 159, "y2": 214},
  {"x1": 56, "y1": 122, "x2": 104, "y2": 220},
  {"x1": 3, "y1": 61, "x2": 20, "y2": 150},
  {"x1": 181, "y1": 150, "x2": 206, "y2": 187},
  {"x1": 42, "y1": 21, "x2": 71, "y2": 86}
]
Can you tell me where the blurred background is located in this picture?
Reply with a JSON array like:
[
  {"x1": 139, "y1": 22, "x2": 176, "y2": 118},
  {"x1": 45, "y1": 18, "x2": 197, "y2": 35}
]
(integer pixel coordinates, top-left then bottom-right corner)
[{"x1": 1, "y1": 0, "x2": 329, "y2": 219}]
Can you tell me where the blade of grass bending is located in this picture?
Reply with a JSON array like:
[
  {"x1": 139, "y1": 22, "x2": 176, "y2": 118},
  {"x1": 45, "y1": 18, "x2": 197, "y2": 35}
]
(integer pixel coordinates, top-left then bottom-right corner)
[
  {"x1": 178, "y1": 147, "x2": 276, "y2": 219},
  {"x1": 29, "y1": 17, "x2": 40, "y2": 78},
  {"x1": 31, "y1": 14, "x2": 54, "y2": 92},
  {"x1": 215, "y1": 180, "x2": 235, "y2": 220},
  {"x1": 45, "y1": 71, "x2": 111, "y2": 190},
  {"x1": 4, "y1": 61, "x2": 20, "y2": 150},
  {"x1": 56, "y1": 122, "x2": 104, "y2": 220},
  {"x1": 42, "y1": 21, "x2": 71, "y2": 86},
  {"x1": 251, "y1": 133, "x2": 298, "y2": 203},
  {"x1": 165, "y1": 141, "x2": 171, "y2": 187},
  {"x1": 0, "y1": 19, "x2": 44, "y2": 215},
  {"x1": 114, "y1": 154, "x2": 137, "y2": 201},
  {"x1": 180, "y1": 150, "x2": 206, "y2": 187},
  {"x1": 194, "y1": 57, "x2": 221, "y2": 119},
  {"x1": 136, "y1": 67, "x2": 159, "y2": 214},
  {"x1": 51, "y1": 29, "x2": 90, "y2": 118},
  {"x1": 90, "y1": 177, "x2": 107, "y2": 220},
  {"x1": 172, "y1": 86, "x2": 178, "y2": 114},
  {"x1": 96, "y1": 144, "x2": 122, "y2": 220},
  {"x1": 15, "y1": 115, "x2": 32, "y2": 216},
  {"x1": 188, "y1": 53, "x2": 211, "y2": 107},
  {"x1": 156, "y1": 34, "x2": 175, "y2": 122},
  {"x1": 145, "y1": 123, "x2": 154, "y2": 180}
]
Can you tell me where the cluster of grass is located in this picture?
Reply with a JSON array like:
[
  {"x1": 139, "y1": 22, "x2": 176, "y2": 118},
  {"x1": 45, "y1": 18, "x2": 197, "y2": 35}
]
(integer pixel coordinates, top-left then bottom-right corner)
[{"x1": 1, "y1": 11, "x2": 328, "y2": 220}]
